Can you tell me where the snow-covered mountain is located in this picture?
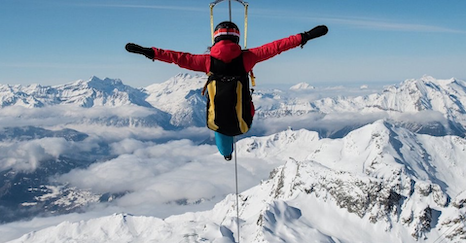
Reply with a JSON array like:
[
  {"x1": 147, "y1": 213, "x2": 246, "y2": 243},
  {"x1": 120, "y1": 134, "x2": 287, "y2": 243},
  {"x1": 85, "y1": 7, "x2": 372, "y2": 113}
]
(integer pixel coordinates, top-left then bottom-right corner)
[
  {"x1": 144, "y1": 73, "x2": 206, "y2": 127},
  {"x1": 273, "y1": 75, "x2": 466, "y2": 116},
  {"x1": 254, "y1": 75, "x2": 466, "y2": 138},
  {"x1": 0, "y1": 76, "x2": 152, "y2": 108},
  {"x1": 2, "y1": 74, "x2": 466, "y2": 135},
  {"x1": 289, "y1": 82, "x2": 315, "y2": 90},
  {"x1": 9, "y1": 123, "x2": 466, "y2": 242},
  {"x1": 1, "y1": 74, "x2": 466, "y2": 242}
]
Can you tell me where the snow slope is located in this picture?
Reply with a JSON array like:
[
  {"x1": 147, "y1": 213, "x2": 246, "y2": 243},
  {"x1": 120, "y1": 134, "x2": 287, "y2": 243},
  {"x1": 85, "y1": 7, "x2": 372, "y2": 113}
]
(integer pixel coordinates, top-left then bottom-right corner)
[
  {"x1": 9, "y1": 122, "x2": 466, "y2": 242},
  {"x1": 2, "y1": 75, "x2": 466, "y2": 242},
  {"x1": 144, "y1": 73, "x2": 206, "y2": 127}
]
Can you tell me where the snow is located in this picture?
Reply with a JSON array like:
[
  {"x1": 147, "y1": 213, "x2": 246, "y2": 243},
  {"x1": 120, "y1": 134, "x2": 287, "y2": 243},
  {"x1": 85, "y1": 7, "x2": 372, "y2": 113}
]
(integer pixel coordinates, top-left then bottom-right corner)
[
  {"x1": 289, "y1": 82, "x2": 315, "y2": 90},
  {"x1": 1, "y1": 75, "x2": 466, "y2": 242},
  {"x1": 7, "y1": 124, "x2": 466, "y2": 242},
  {"x1": 144, "y1": 73, "x2": 206, "y2": 126}
]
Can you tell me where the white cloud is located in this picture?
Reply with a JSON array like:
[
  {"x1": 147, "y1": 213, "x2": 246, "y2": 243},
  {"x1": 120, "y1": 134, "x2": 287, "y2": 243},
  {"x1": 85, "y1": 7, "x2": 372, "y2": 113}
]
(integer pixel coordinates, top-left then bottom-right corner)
[
  {"x1": 54, "y1": 136, "x2": 276, "y2": 219},
  {"x1": 57, "y1": 140, "x2": 218, "y2": 194},
  {"x1": 0, "y1": 138, "x2": 67, "y2": 172},
  {"x1": 0, "y1": 105, "x2": 159, "y2": 129},
  {"x1": 390, "y1": 110, "x2": 447, "y2": 124},
  {"x1": 77, "y1": 3, "x2": 205, "y2": 12},
  {"x1": 252, "y1": 111, "x2": 388, "y2": 137},
  {"x1": 321, "y1": 16, "x2": 465, "y2": 33},
  {"x1": 0, "y1": 136, "x2": 102, "y2": 172},
  {"x1": 109, "y1": 138, "x2": 154, "y2": 155},
  {"x1": 0, "y1": 102, "x2": 212, "y2": 174}
]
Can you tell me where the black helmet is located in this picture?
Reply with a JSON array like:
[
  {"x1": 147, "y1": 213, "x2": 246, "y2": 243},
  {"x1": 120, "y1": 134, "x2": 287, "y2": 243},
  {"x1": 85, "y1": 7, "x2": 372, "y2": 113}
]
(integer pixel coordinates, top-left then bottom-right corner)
[{"x1": 214, "y1": 21, "x2": 240, "y2": 44}]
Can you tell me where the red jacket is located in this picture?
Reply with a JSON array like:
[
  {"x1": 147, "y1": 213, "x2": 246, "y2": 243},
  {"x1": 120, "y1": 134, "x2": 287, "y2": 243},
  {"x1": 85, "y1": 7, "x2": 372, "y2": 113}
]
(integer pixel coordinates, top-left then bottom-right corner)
[{"x1": 151, "y1": 34, "x2": 302, "y2": 73}]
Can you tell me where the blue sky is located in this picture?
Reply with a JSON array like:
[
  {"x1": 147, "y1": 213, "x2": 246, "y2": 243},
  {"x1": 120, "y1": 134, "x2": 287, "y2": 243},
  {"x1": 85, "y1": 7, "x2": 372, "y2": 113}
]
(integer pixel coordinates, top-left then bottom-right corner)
[{"x1": 1, "y1": 0, "x2": 465, "y2": 87}]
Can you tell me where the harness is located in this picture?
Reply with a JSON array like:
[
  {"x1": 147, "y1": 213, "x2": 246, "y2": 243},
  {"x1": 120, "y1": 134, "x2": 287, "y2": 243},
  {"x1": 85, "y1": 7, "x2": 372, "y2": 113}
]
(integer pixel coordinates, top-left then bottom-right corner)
[{"x1": 203, "y1": 54, "x2": 254, "y2": 136}]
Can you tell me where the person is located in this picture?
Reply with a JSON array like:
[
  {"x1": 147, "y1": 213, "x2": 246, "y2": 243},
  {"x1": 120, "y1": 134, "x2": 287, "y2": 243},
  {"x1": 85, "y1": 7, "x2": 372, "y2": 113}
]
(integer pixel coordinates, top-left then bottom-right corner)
[{"x1": 126, "y1": 21, "x2": 328, "y2": 160}]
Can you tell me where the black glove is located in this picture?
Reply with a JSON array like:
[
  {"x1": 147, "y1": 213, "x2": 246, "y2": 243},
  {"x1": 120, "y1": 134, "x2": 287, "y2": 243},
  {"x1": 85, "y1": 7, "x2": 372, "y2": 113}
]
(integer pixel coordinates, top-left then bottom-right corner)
[
  {"x1": 125, "y1": 43, "x2": 155, "y2": 59},
  {"x1": 300, "y1": 25, "x2": 328, "y2": 47}
]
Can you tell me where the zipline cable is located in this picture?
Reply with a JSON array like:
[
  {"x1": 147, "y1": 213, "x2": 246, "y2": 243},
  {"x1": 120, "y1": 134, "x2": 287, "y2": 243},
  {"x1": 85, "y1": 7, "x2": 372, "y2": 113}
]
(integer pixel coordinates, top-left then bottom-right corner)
[
  {"x1": 228, "y1": 0, "x2": 232, "y2": 21},
  {"x1": 233, "y1": 137, "x2": 241, "y2": 243}
]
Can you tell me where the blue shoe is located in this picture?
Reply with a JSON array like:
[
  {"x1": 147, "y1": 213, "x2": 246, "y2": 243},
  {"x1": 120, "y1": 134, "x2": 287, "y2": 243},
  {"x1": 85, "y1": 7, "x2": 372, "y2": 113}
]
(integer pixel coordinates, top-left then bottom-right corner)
[{"x1": 215, "y1": 132, "x2": 234, "y2": 157}]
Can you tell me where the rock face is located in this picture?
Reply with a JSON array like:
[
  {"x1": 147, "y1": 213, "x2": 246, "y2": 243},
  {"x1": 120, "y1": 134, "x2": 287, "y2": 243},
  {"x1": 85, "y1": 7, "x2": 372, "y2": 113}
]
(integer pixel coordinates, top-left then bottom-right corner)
[{"x1": 235, "y1": 123, "x2": 465, "y2": 242}]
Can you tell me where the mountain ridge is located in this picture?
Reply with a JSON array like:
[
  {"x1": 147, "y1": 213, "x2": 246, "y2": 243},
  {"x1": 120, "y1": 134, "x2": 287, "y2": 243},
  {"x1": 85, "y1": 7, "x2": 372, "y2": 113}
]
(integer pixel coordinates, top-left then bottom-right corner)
[
  {"x1": 1, "y1": 75, "x2": 466, "y2": 242},
  {"x1": 8, "y1": 121, "x2": 466, "y2": 242},
  {"x1": 2, "y1": 75, "x2": 466, "y2": 136}
]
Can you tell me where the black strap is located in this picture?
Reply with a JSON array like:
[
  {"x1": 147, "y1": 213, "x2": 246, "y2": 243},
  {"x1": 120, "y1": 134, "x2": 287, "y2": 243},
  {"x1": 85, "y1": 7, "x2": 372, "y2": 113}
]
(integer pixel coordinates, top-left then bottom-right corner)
[{"x1": 210, "y1": 54, "x2": 247, "y2": 77}]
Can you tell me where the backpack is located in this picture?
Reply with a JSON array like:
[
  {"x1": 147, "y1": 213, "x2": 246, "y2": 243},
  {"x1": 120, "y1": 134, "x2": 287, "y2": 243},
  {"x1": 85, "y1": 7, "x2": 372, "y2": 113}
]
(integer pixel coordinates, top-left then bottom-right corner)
[{"x1": 203, "y1": 54, "x2": 255, "y2": 136}]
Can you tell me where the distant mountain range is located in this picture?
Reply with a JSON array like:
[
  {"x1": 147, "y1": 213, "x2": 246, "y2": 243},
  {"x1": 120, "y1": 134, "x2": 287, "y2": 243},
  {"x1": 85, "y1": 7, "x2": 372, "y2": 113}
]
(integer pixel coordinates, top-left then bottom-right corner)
[
  {"x1": 2, "y1": 74, "x2": 466, "y2": 136},
  {"x1": 1, "y1": 75, "x2": 466, "y2": 242}
]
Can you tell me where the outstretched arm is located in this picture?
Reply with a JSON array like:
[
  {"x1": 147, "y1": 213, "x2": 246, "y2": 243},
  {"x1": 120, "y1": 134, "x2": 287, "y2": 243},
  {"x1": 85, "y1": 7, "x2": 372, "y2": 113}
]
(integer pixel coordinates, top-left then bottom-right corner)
[
  {"x1": 125, "y1": 43, "x2": 210, "y2": 73},
  {"x1": 243, "y1": 25, "x2": 328, "y2": 71}
]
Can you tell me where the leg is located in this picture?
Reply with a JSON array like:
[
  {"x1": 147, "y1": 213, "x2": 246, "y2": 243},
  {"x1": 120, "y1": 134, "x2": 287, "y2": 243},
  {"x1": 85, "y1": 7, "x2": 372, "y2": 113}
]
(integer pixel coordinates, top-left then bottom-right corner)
[{"x1": 214, "y1": 132, "x2": 234, "y2": 160}]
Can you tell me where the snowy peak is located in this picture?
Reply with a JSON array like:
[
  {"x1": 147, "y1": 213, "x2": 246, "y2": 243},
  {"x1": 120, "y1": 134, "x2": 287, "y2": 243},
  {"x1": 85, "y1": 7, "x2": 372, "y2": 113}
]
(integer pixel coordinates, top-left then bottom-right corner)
[
  {"x1": 11, "y1": 213, "x2": 166, "y2": 243},
  {"x1": 406, "y1": 75, "x2": 458, "y2": 88},
  {"x1": 0, "y1": 77, "x2": 175, "y2": 129},
  {"x1": 3, "y1": 75, "x2": 466, "y2": 135},
  {"x1": 257, "y1": 76, "x2": 466, "y2": 138},
  {"x1": 0, "y1": 77, "x2": 151, "y2": 108},
  {"x1": 55, "y1": 76, "x2": 151, "y2": 108},
  {"x1": 237, "y1": 120, "x2": 466, "y2": 239},
  {"x1": 289, "y1": 82, "x2": 315, "y2": 90},
  {"x1": 145, "y1": 73, "x2": 204, "y2": 93},
  {"x1": 144, "y1": 73, "x2": 207, "y2": 126},
  {"x1": 66, "y1": 76, "x2": 126, "y2": 97},
  {"x1": 306, "y1": 76, "x2": 466, "y2": 115},
  {"x1": 238, "y1": 121, "x2": 465, "y2": 241},
  {"x1": 88, "y1": 76, "x2": 124, "y2": 89},
  {"x1": 238, "y1": 128, "x2": 320, "y2": 162},
  {"x1": 374, "y1": 76, "x2": 466, "y2": 113},
  {"x1": 255, "y1": 159, "x2": 449, "y2": 241},
  {"x1": 0, "y1": 83, "x2": 50, "y2": 108}
]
